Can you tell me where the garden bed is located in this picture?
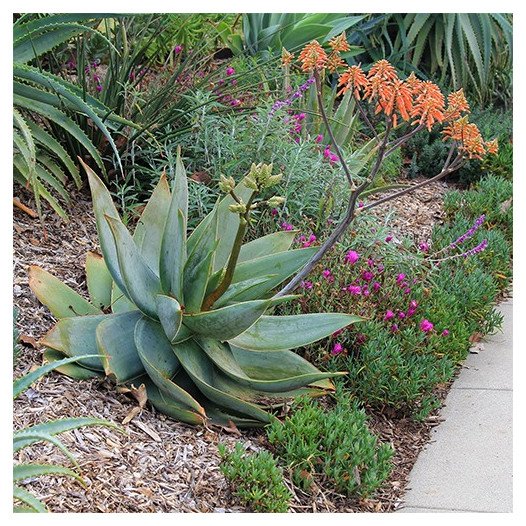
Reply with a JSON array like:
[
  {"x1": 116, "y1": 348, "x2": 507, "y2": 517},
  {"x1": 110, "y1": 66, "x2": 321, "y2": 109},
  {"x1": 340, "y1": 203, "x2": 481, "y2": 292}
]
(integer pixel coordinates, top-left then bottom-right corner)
[{"x1": 14, "y1": 177, "x2": 459, "y2": 513}]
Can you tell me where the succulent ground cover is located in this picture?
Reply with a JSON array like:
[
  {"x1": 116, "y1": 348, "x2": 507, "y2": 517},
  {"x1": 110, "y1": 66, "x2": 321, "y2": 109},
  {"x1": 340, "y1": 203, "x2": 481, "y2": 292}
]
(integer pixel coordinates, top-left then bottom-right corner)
[{"x1": 13, "y1": 177, "x2": 468, "y2": 513}]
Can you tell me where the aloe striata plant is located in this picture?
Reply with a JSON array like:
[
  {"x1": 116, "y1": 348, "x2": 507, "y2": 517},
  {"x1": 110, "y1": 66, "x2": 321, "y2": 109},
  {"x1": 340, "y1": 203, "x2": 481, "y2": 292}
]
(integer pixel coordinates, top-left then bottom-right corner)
[{"x1": 29, "y1": 151, "x2": 362, "y2": 428}]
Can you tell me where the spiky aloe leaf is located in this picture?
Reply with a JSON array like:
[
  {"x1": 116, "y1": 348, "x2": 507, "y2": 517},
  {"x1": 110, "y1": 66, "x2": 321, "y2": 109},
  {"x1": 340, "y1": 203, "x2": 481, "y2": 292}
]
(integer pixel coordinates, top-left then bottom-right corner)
[
  {"x1": 13, "y1": 417, "x2": 120, "y2": 452},
  {"x1": 229, "y1": 313, "x2": 363, "y2": 351},
  {"x1": 40, "y1": 314, "x2": 113, "y2": 371},
  {"x1": 13, "y1": 354, "x2": 101, "y2": 399},
  {"x1": 29, "y1": 266, "x2": 100, "y2": 319},
  {"x1": 134, "y1": 318, "x2": 206, "y2": 417},
  {"x1": 105, "y1": 215, "x2": 162, "y2": 319},
  {"x1": 182, "y1": 299, "x2": 271, "y2": 341},
  {"x1": 133, "y1": 173, "x2": 172, "y2": 276},
  {"x1": 86, "y1": 251, "x2": 113, "y2": 310},
  {"x1": 13, "y1": 464, "x2": 84, "y2": 485},
  {"x1": 155, "y1": 295, "x2": 183, "y2": 343},
  {"x1": 42, "y1": 349, "x2": 104, "y2": 380},
  {"x1": 13, "y1": 485, "x2": 47, "y2": 513},
  {"x1": 196, "y1": 337, "x2": 344, "y2": 393},
  {"x1": 171, "y1": 339, "x2": 273, "y2": 423},
  {"x1": 213, "y1": 276, "x2": 278, "y2": 308},
  {"x1": 95, "y1": 311, "x2": 145, "y2": 383}
]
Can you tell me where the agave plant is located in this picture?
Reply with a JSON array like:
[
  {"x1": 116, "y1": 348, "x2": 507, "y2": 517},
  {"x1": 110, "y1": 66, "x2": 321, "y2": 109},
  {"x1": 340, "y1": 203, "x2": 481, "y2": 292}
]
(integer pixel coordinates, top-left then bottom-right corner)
[
  {"x1": 13, "y1": 355, "x2": 119, "y2": 512},
  {"x1": 30, "y1": 153, "x2": 361, "y2": 427}
]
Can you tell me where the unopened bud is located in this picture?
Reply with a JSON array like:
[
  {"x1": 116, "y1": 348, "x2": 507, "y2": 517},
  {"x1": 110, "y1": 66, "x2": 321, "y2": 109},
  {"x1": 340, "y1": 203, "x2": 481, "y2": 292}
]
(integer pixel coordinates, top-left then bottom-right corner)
[
  {"x1": 267, "y1": 196, "x2": 286, "y2": 207},
  {"x1": 242, "y1": 176, "x2": 258, "y2": 190},
  {"x1": 218, "y1": 174, "x2": 236, "y2": 193},
  {"x1": 228, "y1": 202, "x2": 247, "y2": 215}
]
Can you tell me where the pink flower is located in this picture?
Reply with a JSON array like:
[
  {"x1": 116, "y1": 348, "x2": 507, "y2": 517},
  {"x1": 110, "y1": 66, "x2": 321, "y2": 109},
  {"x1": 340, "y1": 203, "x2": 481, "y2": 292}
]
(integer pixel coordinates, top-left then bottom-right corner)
[
  {"x1": 358, "y1": 202, "x2": 364, "y2": 207},
  {"x1": 409, "y1": 300, "x2": 418, "y2": 309},
  {"x1": 322, "y1": 270, "x2": 334, "y2": 282},
  {"x1": 391, "y1": 324, "x2": 399, "y2": 333},
  {"x1": 332, "y1": 329, "x2": 343, "y2": 337},
  {"x1": 384, "y1": 310, "x2": 395, "y2": 321},
  {"x1": 332, "y1": 343, "x2": 343, "y2": 355},
  {"x1": 398, "y1": 312, "x2": 405, "y2": 319},
  {"x1": 385, "y1": 236, "x2": 393, "y2": 242},
  {"x1": 226, "y1": 67, "x2": 235, "y2": 76},
  {"x1": 396, "y1": 273, "x2": 405, "y2": 284},
  {"x1": 361, "y1": 270, "x2": 374, "y2": 281},
  {"x1": 271, "y1": 208, "x2": 277, "y2": 216},
  {"x1": 344, "y1": 250, "x2": 360, "y2": 265},
  {"x1": 96, "y1": 85, "x2": 102, "y2": 92},
  {"x1": 301, "y1": 281, "x2": 313, "y2": 290},
  {"x1": 403, "y1": 288, "x2": 411, "y2": 295},
  {"x1": 372, "y1": 282, "x2": 381, "y2": 292},
  {"x1": 420, "y1": 319, "x2": 434, "y2": 332},
  {"x1": 174, "y1": 45, "x2": 183, "y2": 53},
  {"x1": 419, "y1": 242, "x2": 429, "y2": 252},
  {"x1": 442, "y1": 329, "x2": 450, "y2": 336},
  {"x1": 407, "y1": 307, "x2": 416, "y2": 317},
  {"x1": 316, "y1": 134, "x2": 323, "y2": 143},
  {"x1": 347, "y1": 285, "x2": 362, "y2": 295}
]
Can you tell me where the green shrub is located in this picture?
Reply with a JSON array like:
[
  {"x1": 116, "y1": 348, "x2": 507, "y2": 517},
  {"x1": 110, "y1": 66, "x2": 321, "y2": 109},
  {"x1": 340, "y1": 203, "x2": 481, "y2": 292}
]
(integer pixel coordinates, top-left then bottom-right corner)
[
  {"x1": 343, "y1": 323, "x2": 456, "y2": 420},
  {"x1": 266, "y1": 390, "x2": 394, "y2": 497},
  {"x1": 218, "y1": 442, "x2": 292, "y2": 512}
]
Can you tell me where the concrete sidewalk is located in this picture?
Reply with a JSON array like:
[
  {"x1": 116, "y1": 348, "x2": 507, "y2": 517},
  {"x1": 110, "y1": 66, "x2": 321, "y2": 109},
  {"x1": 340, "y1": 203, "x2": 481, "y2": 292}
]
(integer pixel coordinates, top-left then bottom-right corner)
[{"x1": 397, "y1": 299, "x2": 513, "y2": 513}]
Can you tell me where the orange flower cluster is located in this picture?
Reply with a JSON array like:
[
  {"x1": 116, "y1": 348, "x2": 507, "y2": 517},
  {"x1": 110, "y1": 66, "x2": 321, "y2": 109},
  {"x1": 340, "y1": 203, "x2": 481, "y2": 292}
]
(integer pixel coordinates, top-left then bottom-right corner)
[
  {"x1": 280, "y1": 47, "x2": 295, "y2": 67},
  {"x1": 338, "y1": 59, "x2": 445, "y2": 129},
  {"x1": 294, "y1": 39, "x2": 499, "y2": 159}
]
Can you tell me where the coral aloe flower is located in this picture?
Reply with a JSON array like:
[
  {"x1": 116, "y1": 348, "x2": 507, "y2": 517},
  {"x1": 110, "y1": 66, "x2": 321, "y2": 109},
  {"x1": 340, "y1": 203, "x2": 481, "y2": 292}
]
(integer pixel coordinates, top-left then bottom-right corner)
[{"x1": 298, "y1": 40, "x2": 328, "y2": 72}]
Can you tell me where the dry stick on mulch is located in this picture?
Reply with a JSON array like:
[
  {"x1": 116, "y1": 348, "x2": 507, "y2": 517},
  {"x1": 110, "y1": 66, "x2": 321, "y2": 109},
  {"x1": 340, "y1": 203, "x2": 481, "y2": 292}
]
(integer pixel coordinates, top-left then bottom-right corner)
[{"x1": 13, "y1": 179, "x2": 452, "y2": 513}]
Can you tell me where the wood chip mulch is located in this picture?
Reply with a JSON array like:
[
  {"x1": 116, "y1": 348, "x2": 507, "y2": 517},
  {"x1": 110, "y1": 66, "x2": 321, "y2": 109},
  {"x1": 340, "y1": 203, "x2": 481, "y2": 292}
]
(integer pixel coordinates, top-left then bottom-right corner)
[{"x1": 13, "y1": 177, "x2": 457, "y2": 513}]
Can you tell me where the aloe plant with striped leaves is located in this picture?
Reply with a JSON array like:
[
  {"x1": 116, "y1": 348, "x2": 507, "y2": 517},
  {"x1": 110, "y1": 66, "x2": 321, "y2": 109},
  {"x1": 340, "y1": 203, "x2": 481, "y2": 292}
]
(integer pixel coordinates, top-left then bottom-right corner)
[
  {"x1": 29, "y1": 152, "x2": 362, "y2": 428},
  {"x1": 13, "y1": 355, "x2": 120, "y2": 513}
]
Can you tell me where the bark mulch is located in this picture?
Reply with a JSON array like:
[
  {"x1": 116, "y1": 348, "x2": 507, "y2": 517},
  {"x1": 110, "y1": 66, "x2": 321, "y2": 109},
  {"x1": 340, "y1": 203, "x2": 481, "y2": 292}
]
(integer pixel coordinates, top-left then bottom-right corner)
[{"x1": 13, "y1": 177, "x2": 454, "y2": 513}]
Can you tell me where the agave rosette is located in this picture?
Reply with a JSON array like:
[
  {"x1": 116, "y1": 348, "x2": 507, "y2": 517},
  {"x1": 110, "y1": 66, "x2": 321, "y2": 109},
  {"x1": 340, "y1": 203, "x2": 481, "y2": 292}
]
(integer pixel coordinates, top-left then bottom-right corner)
[{"x1": 30, "y1": 154, "x2": 361, "y2": 427}]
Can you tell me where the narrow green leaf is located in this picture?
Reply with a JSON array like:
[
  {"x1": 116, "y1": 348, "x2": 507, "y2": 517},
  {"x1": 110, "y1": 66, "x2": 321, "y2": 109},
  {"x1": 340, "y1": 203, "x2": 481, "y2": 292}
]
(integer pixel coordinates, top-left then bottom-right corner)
[
  {"x1": 13, "y1": 464, "x2": 84, "y2": 484},
  {"x1": 42, "y1": 349, "x2": 104, "y2": 380},
  {"x1": 13, "y1": 485, "x2": 47, "y2": 513},
  {"x1": 160, "y1": 207, "x2": 186, "y2": 301},
  {"x1": 229, "y1": 313, "x2": 363, "y2": 351},
  {"x1": 238, "y1": 230, "x2": 297, "y2": 263}
]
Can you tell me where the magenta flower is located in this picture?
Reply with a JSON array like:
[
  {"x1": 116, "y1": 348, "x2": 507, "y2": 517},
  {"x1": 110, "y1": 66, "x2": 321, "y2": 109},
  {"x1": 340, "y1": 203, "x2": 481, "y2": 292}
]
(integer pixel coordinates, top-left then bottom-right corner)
[
  {"x1": 407, "y1": 307, "x2": 416, "y2": 317},
  {"x1": 391, "y1": 324, "x2": 399, "y2": 333},
  {"x1": 226, "y1": 67, "x2": 235, "y2": 76},
  {"x1": 344, "y1": 250, "x2": 360, "y2": 265},
  {"x1": 420, "y1": 319, "x2": 434, "y2": 332},
  {"x1": 271, "y1": 208, "x2": 277, "y2": 216},
  {"x1": 372, "y1": 282, "x2": 381, "y2": 292},
  {"x1": 174, "y1": 45, "x2": 183, "y2": 53},
  {"x1": 332, "y1": 343, "x2": 343, "y2": 355},
  {"x1": 398, "y1": 312, "x2": 405, "y2": 319},
  {"x1": 385, "y1": 236, "x2": 393, "y2": 242},
  {"x1": 384, "y1": 310, "x2": 395, "y2": 321},
  {"x1": 361, "y1": 270, "x2": 374, "y2": 281},
  {"x1": 403, "y1": 288, "x2": 411, "y2": 295},
  {"x1": 409, "y1": 300, "x2": 418, "y2": 309},
  {"x1": 358, "y1": 202, "x2": 364, "y2": 207},
  {"x1": 301, "y1": 281, "x2": 313, "y2": 290},
  {"x1": 396, "y1": 273, "x2": 405, "y2": 284},
  {"x1": 419, "y1": 242, "x2": 430, "y2": 252},
  {"x1": 347, "y1": 285, "x2": 362, "y2": 295},
  {"x1": 332, "y1": 329, "x2": 343, "y2": 337},
  {"x1": 316, "y1": 134, "x2": 323, "y2": 143},
  {"x1": 96, "y1": 85, "x2": 102, "y2": 92},
  {"x1": 442, "y1": 329, "x2": 450, "y2": 336}
]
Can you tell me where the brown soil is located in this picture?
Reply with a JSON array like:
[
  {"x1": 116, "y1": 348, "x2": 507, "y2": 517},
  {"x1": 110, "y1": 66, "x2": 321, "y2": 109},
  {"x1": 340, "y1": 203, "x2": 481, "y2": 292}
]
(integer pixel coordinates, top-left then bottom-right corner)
[{"x1": 13, "y1": 177, "x2": 455, "y2": 513}]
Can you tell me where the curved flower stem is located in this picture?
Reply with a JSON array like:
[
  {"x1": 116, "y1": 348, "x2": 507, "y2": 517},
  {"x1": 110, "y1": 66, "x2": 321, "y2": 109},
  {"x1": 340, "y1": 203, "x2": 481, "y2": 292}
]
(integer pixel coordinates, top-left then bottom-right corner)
[
  {"x1": 201, "y1": 190, "x2": 256, "y2": 311},
  {"x1": 313, "y1": 70, "x2": 355, "y2": 188},
  {"x1": 384, "y1": 123, "x2": 426, "y2": 158}
]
